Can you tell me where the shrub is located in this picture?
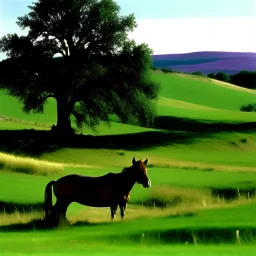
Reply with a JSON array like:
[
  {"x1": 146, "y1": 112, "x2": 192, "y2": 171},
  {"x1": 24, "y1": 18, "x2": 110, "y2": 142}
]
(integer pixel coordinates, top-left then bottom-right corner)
[
  {"x1": 207, "y1": 73, "x2": 216, "y2": 79},
  {"x1": 215, "y1": 72, "x2": 230, "y2": 82},
  {"x1": 161, "y1": 68, "x2": 173, "y2": 73},
  {"x1": 240, "y1": 103, "x2": 256, "y2": 112},
  {"x1": 192, "y1": 71, "x2": 203, "y2": 76}
]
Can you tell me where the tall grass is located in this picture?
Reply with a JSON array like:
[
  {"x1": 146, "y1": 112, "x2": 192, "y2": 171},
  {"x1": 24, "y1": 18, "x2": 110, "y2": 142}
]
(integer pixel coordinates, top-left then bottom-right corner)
[
  {"x1": 0, "y1": 152, "x2": 63, "y2": 175},
  {"x1": 140, "y1": 186, "x2": 212, "y2": 208},
  {"x1": 67, "y1": 186, "x2": 252, "y2": 224},
  {"x1": 0, "y1": 211, "x2": 42, "y2": 226}
]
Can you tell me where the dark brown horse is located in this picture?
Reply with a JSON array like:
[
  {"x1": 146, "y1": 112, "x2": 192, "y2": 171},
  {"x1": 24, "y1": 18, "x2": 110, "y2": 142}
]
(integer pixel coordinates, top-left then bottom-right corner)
[{"x1": 44, "y1": 157, "x2": 151, "y2": 225}]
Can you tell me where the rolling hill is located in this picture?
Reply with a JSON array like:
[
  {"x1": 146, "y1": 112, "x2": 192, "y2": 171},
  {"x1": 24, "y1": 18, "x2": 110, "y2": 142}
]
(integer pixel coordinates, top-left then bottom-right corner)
[
  {"x1": 1, "y1": 70, "x2": 256, "y2": 253},
  {"x1": 1, "y1": 71, "x2": 256, "y2": 131},
  {"x1": 153, "y1": 51, "x2": 256, "y2": 75}
]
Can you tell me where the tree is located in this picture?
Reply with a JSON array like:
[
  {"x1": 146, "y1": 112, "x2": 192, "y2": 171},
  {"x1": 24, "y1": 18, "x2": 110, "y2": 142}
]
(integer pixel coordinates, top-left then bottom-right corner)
[
  {"x1": 215, "y1": 72, "x2": 230, "y2": 83},
  {"x1": 240, "y1": 103, "x2": 256, "y2": 112},
  {"x1": 0, "y1": 0, "x2": 159, "y2": 133},
  {"x1": 161, "y1": 68, "x2": 172, "y2": 73},
  {"x1": 207, "y1": 73, "x2": 216, "y2": 79},
  {"x1": 192, "y1": 71, "x2": 203, "y2": 76},
  {"x1": 230, "y1": 70, "x2": 256, "y2": 89}
]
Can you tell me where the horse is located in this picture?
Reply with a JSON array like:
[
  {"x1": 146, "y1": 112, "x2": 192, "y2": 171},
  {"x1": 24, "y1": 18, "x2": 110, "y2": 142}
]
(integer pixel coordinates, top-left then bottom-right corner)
[{"x1": 44, "y1": 157, "x2": 151, "y2": 225}]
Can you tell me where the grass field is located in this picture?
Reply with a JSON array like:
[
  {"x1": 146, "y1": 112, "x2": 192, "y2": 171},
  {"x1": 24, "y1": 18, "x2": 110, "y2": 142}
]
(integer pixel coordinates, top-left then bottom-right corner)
[{"x1": 1, "y1": 71, "x2": 256, "y2": 255}]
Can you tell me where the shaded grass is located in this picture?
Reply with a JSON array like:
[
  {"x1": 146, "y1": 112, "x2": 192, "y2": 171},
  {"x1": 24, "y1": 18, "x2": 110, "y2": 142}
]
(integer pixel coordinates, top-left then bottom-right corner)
[
  {"x1": 0, "y1": 201, "x2": 43, "y2": 214},
  {"x1": 0, "y1": 152, "x2": 63, "y2": 175},
  {"x1": 0, "y1": 234, "x2": 256, "y2": 256},
  {"x1": 0, "y1": 126, "x2": 256, "y2": 165},
  {"x1": 1, "y1": 203, "x2": 256, "y2": 247}
]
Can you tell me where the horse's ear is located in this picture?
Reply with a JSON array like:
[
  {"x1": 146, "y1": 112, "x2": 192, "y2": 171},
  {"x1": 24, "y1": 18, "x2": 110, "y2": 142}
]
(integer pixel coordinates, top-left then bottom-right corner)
[
  {"x1": 144, "y1": 159, "x2": 148, "y2": 165},
  {"x1": 132, "y1": 157, "x2": 136, "y2": 165}
]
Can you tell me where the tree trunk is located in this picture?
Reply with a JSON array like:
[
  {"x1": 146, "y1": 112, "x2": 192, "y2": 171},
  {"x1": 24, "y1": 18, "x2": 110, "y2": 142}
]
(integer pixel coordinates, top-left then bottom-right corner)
[{"x1": 54, "y1": 98, "x2": 73, "y2": 134}]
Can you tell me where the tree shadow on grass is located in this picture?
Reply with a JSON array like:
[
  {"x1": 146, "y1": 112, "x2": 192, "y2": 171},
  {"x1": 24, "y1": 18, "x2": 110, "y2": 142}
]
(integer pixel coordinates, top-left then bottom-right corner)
[
  {"x1": 0, "y1": 201, "x2": 44, "y2": 214},
  {"x1": 1, "y1": 220, "x2": 255, "y2": 244},
  {"x1": 72, "y1": 220, "x2": 110, "y2": 227},
  {"x1": 0, "y1": 116, "x2": 255, "y2": 157},
  {"x1": 0, "y1": 219, "x2": 54, "y2": 232},
  {"x1": 0, "y1": 216, "x2": 108, "y2": 232},
  {"x1": 154, "y1": 116, "x2": 256, "y2": 132},
  {"x1": 128, "y1": 226, "x2": 256, "y2": 244}
]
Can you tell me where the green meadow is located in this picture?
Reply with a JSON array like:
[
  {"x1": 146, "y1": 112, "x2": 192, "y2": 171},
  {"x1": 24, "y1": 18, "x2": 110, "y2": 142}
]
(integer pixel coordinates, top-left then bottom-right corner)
[{"x1": 1, "y1": 71, "x2": 256, "y2": 255}]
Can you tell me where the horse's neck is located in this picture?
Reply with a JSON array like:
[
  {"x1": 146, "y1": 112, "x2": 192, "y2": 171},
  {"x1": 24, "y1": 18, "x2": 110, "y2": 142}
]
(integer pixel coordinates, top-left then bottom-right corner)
[{"x1": 120, "y1": 167, "x2": 136, "y2": 193}]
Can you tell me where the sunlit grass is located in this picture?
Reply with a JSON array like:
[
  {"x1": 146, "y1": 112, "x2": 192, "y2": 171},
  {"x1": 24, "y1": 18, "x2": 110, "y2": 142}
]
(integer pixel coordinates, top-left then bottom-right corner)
[
  {"x1": 152, "y1": 72, "x2": 256, "y2": 111},
  {"x1": 0, "y1": 211, "x2": 42, "y2": 226},
  {"x1": 1, "y1": 193, "x2": 252, "y2": 227},
  {"x1": 0, "y1": 152, "x2": 63, "y2": 175},
  {"x1": 157, "y1": 96, "x2": 256, "y2": 122}
]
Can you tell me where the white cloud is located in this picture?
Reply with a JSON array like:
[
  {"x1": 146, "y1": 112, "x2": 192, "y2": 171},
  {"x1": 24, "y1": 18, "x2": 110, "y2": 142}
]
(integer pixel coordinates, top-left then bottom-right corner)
[
  {"x1": 1, "y1": 16, "x2": 255, "y2": 60},
  {"x1": 129, "y1": 17, "x2": 256, "y2": 54}
]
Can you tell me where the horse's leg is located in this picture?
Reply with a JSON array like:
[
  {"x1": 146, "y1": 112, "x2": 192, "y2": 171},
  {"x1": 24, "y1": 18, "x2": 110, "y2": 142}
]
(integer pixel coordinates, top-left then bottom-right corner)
[
  {"x1": 119, "y1": 203, "x2": 127, "y2": 219},
  {"x1": 58, "y1": 199, "x2": 71, "y2": 225},
  {"x1": 110, "y1": 204, "x2": 118, "y2": 220},
  {"x1": 59, "y1": 203, "x2": 69, "y2": 224},
  {"x1": 51, "y1": 200, "x2": 60, "y2": 225},
  {"x1": 53, "y1": 198, "x2": 70, "y2": 225}
]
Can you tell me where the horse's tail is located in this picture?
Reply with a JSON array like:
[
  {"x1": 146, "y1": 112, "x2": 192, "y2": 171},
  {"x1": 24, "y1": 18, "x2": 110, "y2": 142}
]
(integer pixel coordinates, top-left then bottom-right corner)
[{"x1": 44, "y1": 180, "x2": 56, "y2": 220}]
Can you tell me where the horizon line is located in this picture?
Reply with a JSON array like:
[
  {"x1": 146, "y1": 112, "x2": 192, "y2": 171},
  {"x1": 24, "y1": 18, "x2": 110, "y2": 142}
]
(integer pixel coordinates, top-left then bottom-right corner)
[{"x1": 152, "y1": 51, "x2": 256, "y2": 55}]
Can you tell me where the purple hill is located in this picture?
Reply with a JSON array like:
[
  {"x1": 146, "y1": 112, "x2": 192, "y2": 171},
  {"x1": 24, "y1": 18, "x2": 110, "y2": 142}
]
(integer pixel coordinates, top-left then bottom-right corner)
[{"x1": 152, "y1": 51, "x2": 256, "y2": 75}]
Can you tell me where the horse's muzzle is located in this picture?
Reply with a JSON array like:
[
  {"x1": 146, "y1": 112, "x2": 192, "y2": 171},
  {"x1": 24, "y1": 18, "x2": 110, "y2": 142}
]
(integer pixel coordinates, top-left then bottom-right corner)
[{"x1": 143, "y1": 180, "x2": 151, "y2": 188}]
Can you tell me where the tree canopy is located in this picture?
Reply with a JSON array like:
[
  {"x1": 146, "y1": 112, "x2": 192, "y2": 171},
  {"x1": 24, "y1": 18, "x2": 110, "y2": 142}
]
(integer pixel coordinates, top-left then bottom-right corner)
[
  {"x1": 0, "y1": 0, "x2": 159, "y2": 133},
  {"x1": 207, "y1": 72, "x2": 230, "y2": 82},
  {"x1": 230, "y1": 70, "x2": 256, "y2": 89}
]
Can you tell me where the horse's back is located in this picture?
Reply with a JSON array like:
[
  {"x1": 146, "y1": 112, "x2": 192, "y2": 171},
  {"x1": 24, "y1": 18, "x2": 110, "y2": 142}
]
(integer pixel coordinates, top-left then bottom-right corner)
[{"x1": 54, "y1": 173, "x2": 119, "y2": 207}]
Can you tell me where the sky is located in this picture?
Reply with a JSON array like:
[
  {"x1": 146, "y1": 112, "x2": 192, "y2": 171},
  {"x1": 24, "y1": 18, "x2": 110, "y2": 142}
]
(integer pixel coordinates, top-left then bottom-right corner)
[{"x1": 0, "y1": 0, "x2": 255, "y2": 60}]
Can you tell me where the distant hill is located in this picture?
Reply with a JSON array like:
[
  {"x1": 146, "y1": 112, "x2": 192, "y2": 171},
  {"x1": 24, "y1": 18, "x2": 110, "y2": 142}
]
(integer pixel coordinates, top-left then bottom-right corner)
[{"x1": 152, "y1": 51, "x2": 256, "y2": 75}]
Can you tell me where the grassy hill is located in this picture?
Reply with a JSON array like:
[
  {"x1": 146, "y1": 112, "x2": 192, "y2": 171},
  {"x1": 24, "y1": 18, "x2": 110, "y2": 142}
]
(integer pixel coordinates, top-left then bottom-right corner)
[
  {"x1": 1, "y1": 71, "x2": 256, "y2": 254},
  {"x1": 1, "y1": 71, "x2": 256, "y2": 169},
  {"x1": 1, "y1": 71, "x2": 256, "y2": 129},
  {"x1": 153, "y1": 72, "x2": 256, "y2": 111}
]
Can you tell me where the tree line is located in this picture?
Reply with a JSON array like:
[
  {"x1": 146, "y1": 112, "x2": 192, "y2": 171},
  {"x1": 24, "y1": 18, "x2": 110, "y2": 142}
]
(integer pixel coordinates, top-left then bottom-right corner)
[
  {"x1": 152, "y1": 67, "x2": 256, "y2": 90},
  {"x1": 208, "y1": 70, "x2": 256, "y2": 90}
]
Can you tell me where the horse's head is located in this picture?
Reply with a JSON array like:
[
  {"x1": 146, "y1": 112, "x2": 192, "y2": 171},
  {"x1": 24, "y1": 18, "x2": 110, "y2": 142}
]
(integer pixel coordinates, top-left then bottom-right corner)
[{"x1": 131, "y1": 157, "x2": 151, "y2": 188}]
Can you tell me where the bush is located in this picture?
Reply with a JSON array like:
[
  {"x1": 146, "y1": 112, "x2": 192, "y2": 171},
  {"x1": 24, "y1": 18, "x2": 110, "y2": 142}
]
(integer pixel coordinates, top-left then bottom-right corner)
[
  {"x1": 192, "y1": 71, "x2": 203, "y2": 76},
  {"x1": 215, "y1": 72, "x2": 230, "y2": 82},
  {"x1": 207, "y1": 73, "x2": 216, "y2": 79},
  {"x1": 240, "y1": 103, "x2": 256, "y2": 112},
  {"x1": 161, "y1": 68, "x2": 173, "y2": 73}
]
